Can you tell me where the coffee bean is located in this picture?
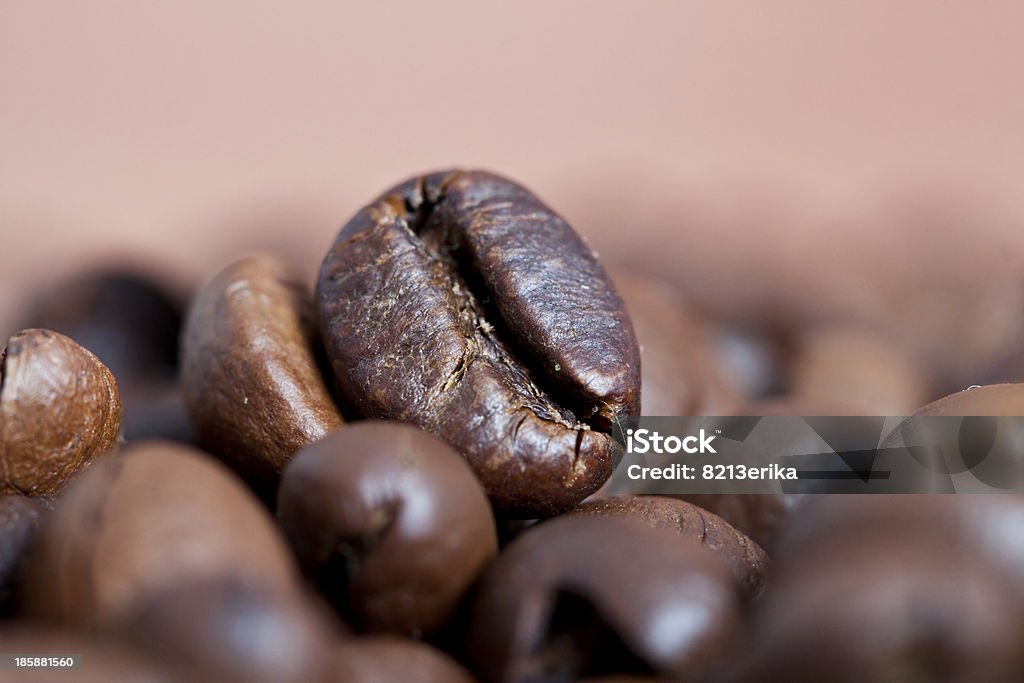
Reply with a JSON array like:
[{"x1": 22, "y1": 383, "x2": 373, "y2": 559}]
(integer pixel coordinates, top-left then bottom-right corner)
[
  {"x1": 278, "y1": 421, "x2": 498, "y2": 636},
  {"x1": 326, "y1": 637, "x2": 476, "y2": 683},
  {"x1": 567, "y1": 495, "x2": 769, "y2": 598},
  {"x1": 23, "y1": 441, "x2": 300, "y2": 626},
  {"x1": 0, "y1": 495, "x2": 48, "y2": 614},
  {"x1": 23, "y1": 269, "x2": 183, "y2": 388},
  {"x1": 22, "y1": 269, "x2": 194, "y2": 445},
  {"x1": 738, "y1": 496, "x2": 1024, "y2": 682},
  {"x1": 0, "y1": 329, "x2": 123, "y2": 496},
  {"x1": 114, "y1": 575, "x2": 336, "y2": 683},
  {"x1": 182, "y1": 254, "x2": 343, "y2": 495},
  {"x1": 468, "y1": 516, "x2": 739, "y2": 682},
  {"x1": 317, "y1": 170, "x2": 641, "y2": 517},
  {"x1": 907, "y1": 382, "x2": 1024, "y2": 415},
  {"x1": 610, "y1": 270, "x2": 737, "y2": 415},
  {"x1": 667, "y1": 493, "x2": 803, "y2": 553}
]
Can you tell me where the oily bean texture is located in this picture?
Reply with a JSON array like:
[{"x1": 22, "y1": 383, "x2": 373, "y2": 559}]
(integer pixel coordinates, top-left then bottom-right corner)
[
  {"x1": 182, "y1": 254, "x2": 343, "y2": 492},
  {"x1": 317, "y1": 170, "x2": 640, "y2": 516},
  {"x1": 569, "y1": 496, "x2": 769, "y2": 598},
  {"x1": 0, "y1": 329, "x2": 122, "y2": 496},
  {"x1": 23, "y1": 441, "x2": 299, "y2": 626},
  {"x1": 468, "y1": 516, "x2": 739, "y2": 682},
  {"x1": 278, "y1": 421, "x2": 498, "y2": 635}
]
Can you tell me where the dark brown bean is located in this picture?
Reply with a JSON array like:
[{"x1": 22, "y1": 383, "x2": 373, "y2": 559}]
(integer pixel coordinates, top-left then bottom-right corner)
[
  {"x1": 738, "y1": 496, "x2": 1024, "y2": 682},
  {"x1": 182, "y1": 253, "x2": 343, "y2": 494},
  {"x1": 568, "y1": 495, "x2": 769, "y2": 598},
  {"x1": 0, "y1": 329, "x2": 122, "y2": 496},
  {"x1": 23, "y1": 441, "x2": 300, "y2": 626},
  {"x1": 667, "y1": 493, "x2": 806, "y2": 552},
  {"x1": 468, "y1": 516, "x2": 739, "y2": 682},
  {"x1": 326, "y1": 637, "x2": 476, "y2": 683},
  {"x1": 278, "y1": 421, "x2": 498, "y2": 636},
  {"x1": 317, "y1": 170, "x2": 641, "y2": 517},
  {"x1": 22, "y1": 268, "x2": 183, "y2": 389},
  {"x1": 0, "y1": 495, "x2": 48, "y2": 613}
]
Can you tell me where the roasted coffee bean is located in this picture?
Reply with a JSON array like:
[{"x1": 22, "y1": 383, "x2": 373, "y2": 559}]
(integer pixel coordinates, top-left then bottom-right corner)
[
  {"x1": 468, "y1": 516, "x2": 739, "y2": 682},
  {"x1": 182, "y1": 254, "x2": 343, "y2": 495},
  {"x1": 22, "y1": 269, "x2": 190, "y2": 443},
  {"x1": 326, "y1": 637, "x2": 476, "y2": 683},
  {"x1": 568, "y1": 496, "x2": 769, "y2": 598},
  {"x1": 0, "y1": 495, "x2": 48, "y2": 614},
  {"x1": 23, "y1": 441, "x2": 300, "y2": 626},
  {"x1": 0, "y1": 629, "x2": 174, "y2": 683},
  {"x1": 610, "y1": 270, "x2": 737, "y2": 415},
  {"x1": 23, "y1": 269, "x2": 183, "y2": 388},
  {"x1": 667, "y1": 493, "x2": 803, "y2": 553},
  {"x1": 788, "y1": 324, "x2": 930, "y2": 415},
  {"x1": 317, "y1": 170, "x2": 641, "y2": 517},
  {"x1": 0, "y1": 329, "x2": 122, "y2": 496},
  {"x1": 737, "y1": 496, "x2": 1024, "y2": 682},
  {"x1": 115, "y1": 576, "x2": 336, "y2": 683},
  {"x1": 278, "y1": 421, "x2": 498, "y2": 636}
]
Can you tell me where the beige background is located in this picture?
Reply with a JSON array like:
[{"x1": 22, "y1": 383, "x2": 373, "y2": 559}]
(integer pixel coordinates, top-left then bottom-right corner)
[{"x1": 2, "y1": 1, "x2": 1023, "y2": 343}]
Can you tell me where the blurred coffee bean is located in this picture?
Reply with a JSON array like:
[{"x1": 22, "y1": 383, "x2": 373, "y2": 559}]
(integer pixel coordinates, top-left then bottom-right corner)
[
  {"x1": 567, "y1": 496, "x2": 768, "y2": 598},
  {"x1": 788, "y1": 324, "x2": 931, "y2": 415},
  {"x1": 709, "y1": 324, "x2": 786, "y2": 403},
  {"x1": 610, "y1": 270, "x2": 737, "y2": 415},
  {"x1": 0, "y1": 496, "x2": 48, "y2": 614},
  {"x1": 468, "y1": 516, "x2": 739, "y2": 682},
  {"x1": 737, "y1": 495, "x2": 1024, "y2": 682},
  {"x1": 326, "y1": 637, "x2": 476, "y2": 683},
  {"x1": 115, "y1": 576, "x2": 336, "y2": 683},
  {"x1": 23, "y1": 441, "x2": 300, "y2": 626},
  {"x1": 278, "y1": 422, "x2": 497, "y2": 636},
  {"x1": 1, "y1": 329, "x2": 122, "y2": 496},
  {"x1": 22, "y1": 268, "x2": 195, "y2": 444},
  {"x1": 317, "y1": 170, "x2": 641, "y2": 517},
  {"x1": 182, "y1": 253, "x2": 343, "y2": 497},
  {"x1": 905, "y1": 382, "x2": 1024, "y2": 416},
  {"x1": 23, "y1": 269, "x2": 183, "y2": 386}
]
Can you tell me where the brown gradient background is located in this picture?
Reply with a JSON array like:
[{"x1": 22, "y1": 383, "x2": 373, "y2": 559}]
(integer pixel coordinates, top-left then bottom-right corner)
[{"x1": 2, "y1": 1, "x2": 1023, "y2": 366}]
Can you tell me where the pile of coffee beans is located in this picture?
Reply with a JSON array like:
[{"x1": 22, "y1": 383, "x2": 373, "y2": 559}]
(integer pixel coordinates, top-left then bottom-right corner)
[{"x1": 2, "y1": 168, "x2": 1024, "y2": 682}]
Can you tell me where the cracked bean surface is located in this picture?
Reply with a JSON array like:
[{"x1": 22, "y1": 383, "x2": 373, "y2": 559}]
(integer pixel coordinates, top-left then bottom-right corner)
[{"x1": 317, "y1": 170, "x2": 640, "y2": 516}]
